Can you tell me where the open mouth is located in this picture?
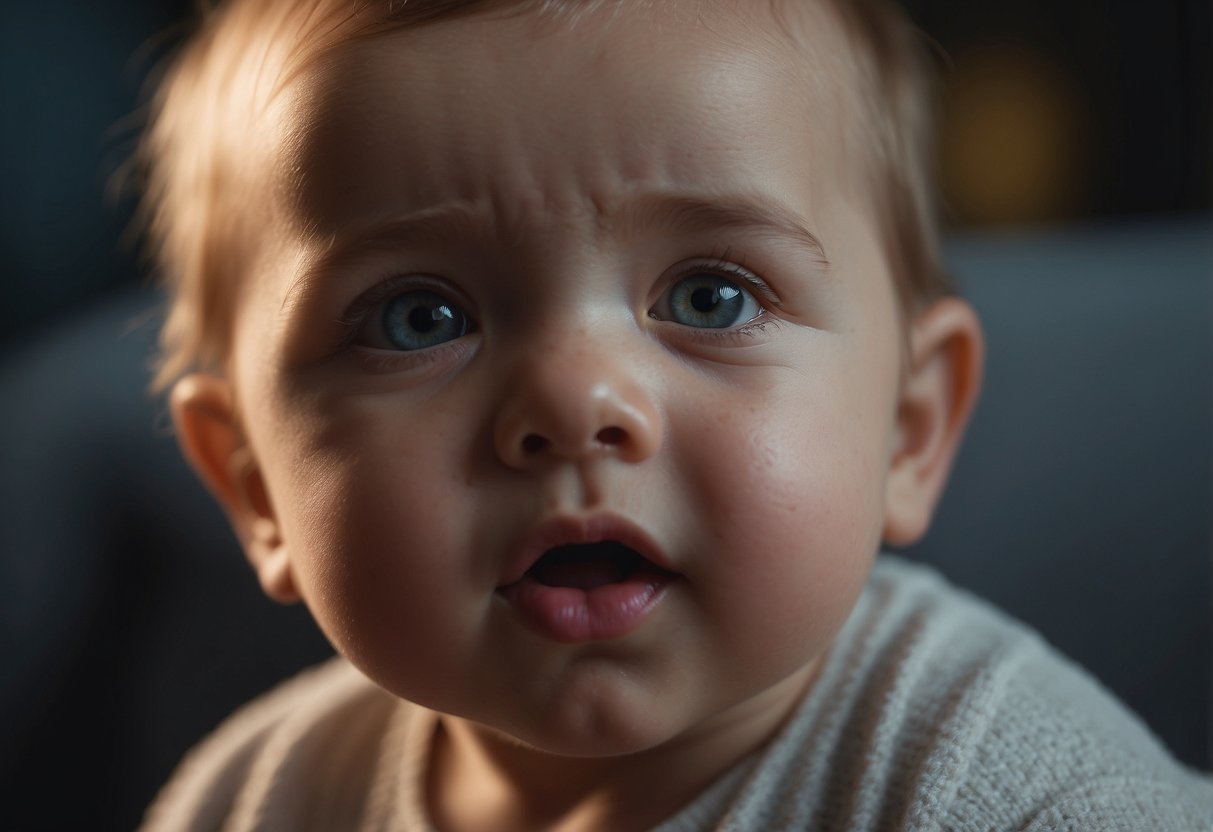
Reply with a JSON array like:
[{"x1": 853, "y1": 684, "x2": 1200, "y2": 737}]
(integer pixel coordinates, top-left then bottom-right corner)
[
  {"x1": 495, "y1": 517, "x2": 678, "y2": 642},
  {"x1": 527, "y1": 541, "x2": 653, "y2": 590}
]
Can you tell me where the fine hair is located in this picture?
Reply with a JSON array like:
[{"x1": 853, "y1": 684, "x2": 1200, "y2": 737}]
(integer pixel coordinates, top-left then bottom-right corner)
[{"x1": 135, "y1": 0, "x2": 953, "y2": 392}]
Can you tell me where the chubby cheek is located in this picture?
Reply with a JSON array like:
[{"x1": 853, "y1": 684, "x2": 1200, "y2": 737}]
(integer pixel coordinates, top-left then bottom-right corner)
[
  {"x1": 256, "y1": 390, "x2": 486, "y2": 700},
  {"x1": 671, "y1": 358, "x2": 893, "y2": 672}
]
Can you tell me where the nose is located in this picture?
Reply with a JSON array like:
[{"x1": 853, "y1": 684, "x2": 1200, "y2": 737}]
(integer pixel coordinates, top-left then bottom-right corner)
[{"x1": 493, "y1": 343, "x2": 663, "y2": 469}]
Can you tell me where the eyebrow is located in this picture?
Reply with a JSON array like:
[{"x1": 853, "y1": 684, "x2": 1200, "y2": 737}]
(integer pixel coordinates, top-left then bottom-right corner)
[
  {"x1": 295, "y1": 190, "x2": 831, "y2": 289},
  {"x1": 627, "y1": 192, "x2": 832, "y2": 269},
  {"x1": 299, "y1": 203, "x2": 484, "y2": 281}
]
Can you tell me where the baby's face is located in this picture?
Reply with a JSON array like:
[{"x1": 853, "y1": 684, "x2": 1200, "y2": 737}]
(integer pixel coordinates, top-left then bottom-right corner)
[{"x1": 230, "y1": 3, "x2": 905, "y2": 755}]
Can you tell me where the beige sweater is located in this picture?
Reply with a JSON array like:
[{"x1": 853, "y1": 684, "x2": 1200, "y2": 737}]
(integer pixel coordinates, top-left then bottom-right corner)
[{"x1": 142, "y1": 557, "x2": 1213, "y2": 830}]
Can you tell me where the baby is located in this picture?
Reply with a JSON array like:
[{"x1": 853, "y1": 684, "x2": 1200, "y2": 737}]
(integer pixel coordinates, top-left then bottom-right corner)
[{"x1": 138, "y1": 0, "x2": 1213, "y2": 829}]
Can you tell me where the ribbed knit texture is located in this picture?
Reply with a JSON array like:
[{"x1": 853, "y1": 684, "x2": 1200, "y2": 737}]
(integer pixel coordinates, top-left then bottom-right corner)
[{"x1": 141, "y1": 556, "x2": 1213, "y2": 831}]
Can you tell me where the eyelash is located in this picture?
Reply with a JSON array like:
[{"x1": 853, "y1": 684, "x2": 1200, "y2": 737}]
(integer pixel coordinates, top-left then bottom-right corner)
[
  {"x1": 331, "y1": 274, "x2": 479, "y2": 372},
  {"x1": 655, "y1": 253, "x2": 783, "y2": 345},
  {"x1": 677, "y1": 252, "x2": 780, "y2": 308},
  {"x1": 335, "y1": 273, "x2": 450, "y2": 340},
  {"x1": 334, "y1": 252, "x2": 783, "y2": 356},
  {"x1": 675, "y1": 316, "x2": 783, "y2": 349}
]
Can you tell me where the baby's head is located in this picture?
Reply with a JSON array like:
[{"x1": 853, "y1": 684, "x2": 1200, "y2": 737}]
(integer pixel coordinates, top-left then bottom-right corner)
[{"x1": 146, "y1": 0, "x2": 982, "y2": 766}]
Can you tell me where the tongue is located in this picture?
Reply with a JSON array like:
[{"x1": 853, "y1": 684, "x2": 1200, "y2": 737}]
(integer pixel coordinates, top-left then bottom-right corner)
[{"x1": 532, "y1": 557, "x2": 628, "y2": 590}]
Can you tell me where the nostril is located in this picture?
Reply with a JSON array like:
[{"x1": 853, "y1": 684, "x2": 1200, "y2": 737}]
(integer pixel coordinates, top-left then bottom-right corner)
[
  {"x1": 596, "y1": 426, "x2": 626, "y2": 446},
  {"x1": 522, "y1": 434, "x2": 549, "y2": 454}
]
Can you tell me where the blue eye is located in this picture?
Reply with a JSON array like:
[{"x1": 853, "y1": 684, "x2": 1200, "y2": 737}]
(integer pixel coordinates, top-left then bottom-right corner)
[
  {"x1": 651, "y1": 273, "x2": 762, "y2": 329},
  {"x1": 378, "y1": 290, "x2": 470, "y2": 350}
]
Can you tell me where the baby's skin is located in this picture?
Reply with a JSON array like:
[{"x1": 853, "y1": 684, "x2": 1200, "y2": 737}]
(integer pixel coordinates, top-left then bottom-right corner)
[{"x1": 171, "y1": 2, "x2": 982, "y2": 829}]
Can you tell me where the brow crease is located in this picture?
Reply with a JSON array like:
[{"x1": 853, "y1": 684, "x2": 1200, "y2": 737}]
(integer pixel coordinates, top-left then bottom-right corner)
[
  {"x1": 299, "y1": 202, "x2": 485, "y2": 285},
  {"x1": 290, "y1": 190, "x2": 830, "y2": 300},
  {"x1": 631, "y1": 193, "x2": 832, "y2": 269}
]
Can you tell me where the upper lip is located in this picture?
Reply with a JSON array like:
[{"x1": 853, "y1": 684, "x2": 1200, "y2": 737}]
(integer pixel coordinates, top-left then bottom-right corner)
[{"x1": 497, "y1": 513, "x2": 674, "y2": 587}]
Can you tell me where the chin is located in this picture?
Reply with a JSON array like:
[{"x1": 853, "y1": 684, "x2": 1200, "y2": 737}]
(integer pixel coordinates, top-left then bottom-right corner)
[{"x1": 483, "y1": 692, "x2": 689, "y2": 760}]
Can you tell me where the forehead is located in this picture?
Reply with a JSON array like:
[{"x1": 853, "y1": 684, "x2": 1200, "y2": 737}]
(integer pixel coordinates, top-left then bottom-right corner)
[{"x1": 269, "y1": 0, "x2": 868, "y2": 241}]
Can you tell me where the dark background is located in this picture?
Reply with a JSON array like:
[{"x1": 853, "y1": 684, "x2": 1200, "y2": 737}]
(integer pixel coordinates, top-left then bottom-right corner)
[{"x1": 1, "y1": 1, "x2": 1210, "y2": 830}]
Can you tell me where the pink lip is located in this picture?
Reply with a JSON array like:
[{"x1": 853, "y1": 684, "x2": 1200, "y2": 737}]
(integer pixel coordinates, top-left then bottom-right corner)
[{"x1": 496, "y1": 514, "x2": 678, "y2": 643}]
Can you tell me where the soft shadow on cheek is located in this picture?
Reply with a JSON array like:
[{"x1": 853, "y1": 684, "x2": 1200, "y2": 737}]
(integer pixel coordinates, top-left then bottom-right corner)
[
  {"x1": 258, "y1": 396, "x2": 367, "y2": 563},
  {"x1": 272, "y1": 396, "x2": 465, "y2": 569},
  {"x1": 674, "y1": 370, "x2": 883, "y2": 568}
]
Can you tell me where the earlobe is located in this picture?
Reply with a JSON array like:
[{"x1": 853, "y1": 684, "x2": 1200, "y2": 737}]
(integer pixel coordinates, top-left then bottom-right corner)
[
  {"x1": 170, "y1": 374, "x2": 300, "y2": 603},
  {"x1": 882, "y1": 297, "x2": 985, "y2": 547}
]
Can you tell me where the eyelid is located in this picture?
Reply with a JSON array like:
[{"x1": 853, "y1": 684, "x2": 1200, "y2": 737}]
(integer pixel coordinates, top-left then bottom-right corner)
[
  {"x1": 336, "y1": 273, "x2": 476, "y2": 344},
  {"x1": 672, "y1": 316, "x2": 784, "y2": 349},
  {"x1": 351, "y1": 334, "x2": 476, "y2": 374},
  {"x1": 665, "y1": 256, "x2": 782, "y2": 310}
]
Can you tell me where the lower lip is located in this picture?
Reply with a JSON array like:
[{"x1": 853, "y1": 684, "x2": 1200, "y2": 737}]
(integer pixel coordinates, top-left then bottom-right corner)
[{"x1": 497, "y1": 570, "x2": 674, "y2": 643}]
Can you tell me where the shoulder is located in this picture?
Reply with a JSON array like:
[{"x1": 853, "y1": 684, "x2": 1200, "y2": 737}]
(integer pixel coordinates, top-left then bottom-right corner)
[
  {"x1": 776, "y1": 556, "x2": 1213, "y2": 830},
  {"x1": 867, "y1": 557, "x2": 1213, "y2": 831},
  {"x1": 140, "y1": 658, "x2": 418, "y2": 832}
]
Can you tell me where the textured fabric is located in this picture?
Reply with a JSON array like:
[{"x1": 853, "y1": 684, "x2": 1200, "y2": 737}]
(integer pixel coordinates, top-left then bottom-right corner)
[{"x1": 141, "y1": 557, "x2": 1213, "y2": 831}]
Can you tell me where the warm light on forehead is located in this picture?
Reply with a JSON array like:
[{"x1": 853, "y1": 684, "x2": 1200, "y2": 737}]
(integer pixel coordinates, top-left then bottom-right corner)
[
  {"x1": 143, "y1": 0, "x2": 948, "y2": 394},
  {"x1": 297, "y1": 191, "x2": 832, "y2": 286},
  {"x1": 270, "y1": 0, "x2": 858, "y2": 262}
]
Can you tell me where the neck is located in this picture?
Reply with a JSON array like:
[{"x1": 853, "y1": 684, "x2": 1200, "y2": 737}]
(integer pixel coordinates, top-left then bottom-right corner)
[{"x1": 427, "y1": 662, "x2": 819, "y2": 832}]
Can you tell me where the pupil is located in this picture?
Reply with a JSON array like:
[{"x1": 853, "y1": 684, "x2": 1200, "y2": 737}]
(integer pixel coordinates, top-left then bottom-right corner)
[
  {"x1": 408, "y1": 304, "x2": 448, "y2": 333},
  {"x1": 691, "y1": 286, "x2": 720, "y2": 312}
]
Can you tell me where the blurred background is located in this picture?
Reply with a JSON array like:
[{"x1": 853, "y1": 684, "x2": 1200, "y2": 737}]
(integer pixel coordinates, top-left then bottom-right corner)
[{"x1": 0, "y1": 0, "x2": 1209, "y2": 830}]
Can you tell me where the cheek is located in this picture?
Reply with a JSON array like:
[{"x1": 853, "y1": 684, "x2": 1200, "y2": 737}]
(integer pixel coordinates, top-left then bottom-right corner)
[
  {"x1": 682, "y1": 365, "x2": 891, "y2": 538},
  {"x1": 256, "y1": 393, "x2": 483, "y2": 689},
  {"x1": 670, "y1": 358, "x2": 894, "y2": 647}
]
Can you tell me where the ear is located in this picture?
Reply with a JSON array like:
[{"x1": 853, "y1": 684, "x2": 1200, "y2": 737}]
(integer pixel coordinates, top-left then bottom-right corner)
[
  {"x1": 883, "y1": 297, "x2": 985, "y2": 547},
  {"x1": 170, "y1": 374, "x2": 300, "y2": 603}
]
